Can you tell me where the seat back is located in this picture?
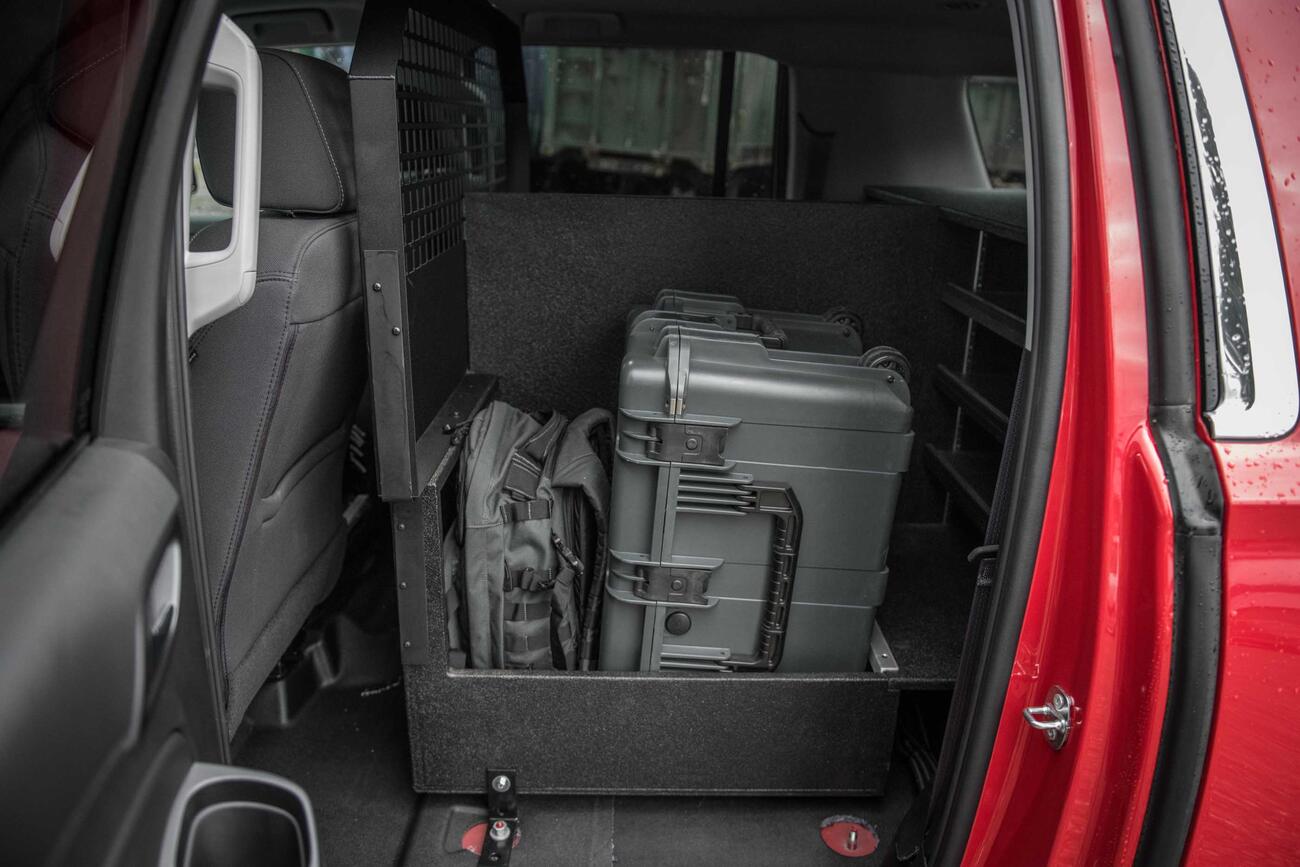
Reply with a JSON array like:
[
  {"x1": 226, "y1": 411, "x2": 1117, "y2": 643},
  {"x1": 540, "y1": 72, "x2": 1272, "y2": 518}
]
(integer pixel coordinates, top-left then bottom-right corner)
[
  {"x1": 190, "y1": 49, "x2": 365, "y2": 733},
  {"x1": 0, "y1": 0, "x2": 127, "y2": 401}
]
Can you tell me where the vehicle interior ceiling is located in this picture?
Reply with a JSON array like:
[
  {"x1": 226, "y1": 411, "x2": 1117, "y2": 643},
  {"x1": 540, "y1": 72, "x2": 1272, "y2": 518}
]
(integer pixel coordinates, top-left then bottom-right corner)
[{"x1": 214, "y1": 0, "x2": 1030, "y2": 862}]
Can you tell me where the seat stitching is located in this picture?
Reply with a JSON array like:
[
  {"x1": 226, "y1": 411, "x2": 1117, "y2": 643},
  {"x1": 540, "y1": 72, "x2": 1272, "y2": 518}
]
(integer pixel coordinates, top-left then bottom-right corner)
[
  {"x1": 259, "y1": 424, "x2": 349, "y2": 518},
  {"x1": 211, "y1": 216, "x2": 354, "y2": 698},
  {"x1": 295, "y1": 291, "x2": 361, "y2": 326},
  {"x1": 213, "y1": 299, "x2": 295, "y2": 688},
  {"x1": 265, "y1": 52, "x2": 344, "y2": 212},
  {"x1": 225, "y1": 520, "x2": 345, "y2": 683},
  {"x1": 290, "y1": 216, "x2": 357, "y2": 276},
  {"x1": 11, "y1": 101, "x2": 52, "y2": 389},
  {"x1": 51, "y1": 44, "x2": 124, "y2": 96}
]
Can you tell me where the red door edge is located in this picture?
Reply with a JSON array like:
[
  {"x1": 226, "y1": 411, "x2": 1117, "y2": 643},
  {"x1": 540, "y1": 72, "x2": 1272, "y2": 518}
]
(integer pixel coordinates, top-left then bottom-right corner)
[{"x1": 960, "y1": 0, "x2": 1178, "y2": 862}]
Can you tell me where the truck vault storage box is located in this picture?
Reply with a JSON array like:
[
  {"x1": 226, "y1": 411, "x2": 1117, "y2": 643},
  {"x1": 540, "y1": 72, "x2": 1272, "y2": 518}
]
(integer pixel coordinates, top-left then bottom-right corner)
[
  {"x1": 600, "y1": 324, "x2": 913, "y2": 672},
  {"x1": 352, "y1": 0, "x2": 921, "y2": 797}
]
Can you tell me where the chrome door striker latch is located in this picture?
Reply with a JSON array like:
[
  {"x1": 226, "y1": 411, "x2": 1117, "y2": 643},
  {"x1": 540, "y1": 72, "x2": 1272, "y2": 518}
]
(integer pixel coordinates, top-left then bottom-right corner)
[{"x1": 1023, "y1": 685, "x2": 1077, "y2": 750}]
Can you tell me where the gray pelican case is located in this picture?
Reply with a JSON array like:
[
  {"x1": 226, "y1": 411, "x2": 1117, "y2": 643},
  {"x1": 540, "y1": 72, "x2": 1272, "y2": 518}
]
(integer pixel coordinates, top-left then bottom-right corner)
[{"x1": 599, "y1": 323, "x2": 913, "y2": 672}]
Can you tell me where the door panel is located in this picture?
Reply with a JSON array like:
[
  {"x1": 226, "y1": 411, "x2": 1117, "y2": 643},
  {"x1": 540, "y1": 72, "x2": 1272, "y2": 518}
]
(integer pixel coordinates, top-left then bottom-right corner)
[
  {"x1": 0, "y1": 0, "x2": 234, "y2": 861},
  {"x1": 0, "y1": 442, "x2": 191, "y2": 864}
]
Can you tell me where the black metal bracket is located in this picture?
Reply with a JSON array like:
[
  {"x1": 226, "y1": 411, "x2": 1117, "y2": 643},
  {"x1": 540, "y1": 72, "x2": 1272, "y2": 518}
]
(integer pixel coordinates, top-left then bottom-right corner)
[
  {"x1": 634, "y1": 565, "x2": 712, "y2": 606},
  {"x1": 477, "y1": 769, "x2": 519, "y2": 866},
  {"x1": 647, "y1": 423, "x2": 728, "y2": 465}
]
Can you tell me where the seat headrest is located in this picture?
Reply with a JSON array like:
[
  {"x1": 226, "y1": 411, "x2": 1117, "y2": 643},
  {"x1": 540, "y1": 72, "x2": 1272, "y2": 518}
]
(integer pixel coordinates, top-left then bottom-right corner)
[{"x1": 197, "y1": 49, "x2": 356, "y2": 214}]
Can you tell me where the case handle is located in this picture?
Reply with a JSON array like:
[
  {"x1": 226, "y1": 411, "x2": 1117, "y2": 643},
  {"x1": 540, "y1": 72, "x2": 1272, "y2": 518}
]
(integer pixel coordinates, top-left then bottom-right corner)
[{"x1": 724, "y1": 481, "x2": 802, "y2": 672}]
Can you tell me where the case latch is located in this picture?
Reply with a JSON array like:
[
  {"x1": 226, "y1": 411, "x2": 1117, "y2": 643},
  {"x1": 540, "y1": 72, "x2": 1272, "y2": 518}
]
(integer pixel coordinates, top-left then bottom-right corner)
[
  {"x1": 647, "y1": 423, "x2": 727, "y2": 465},
  {"x1": 633, "y1": 565, "x2": 712, "y2": 606}
]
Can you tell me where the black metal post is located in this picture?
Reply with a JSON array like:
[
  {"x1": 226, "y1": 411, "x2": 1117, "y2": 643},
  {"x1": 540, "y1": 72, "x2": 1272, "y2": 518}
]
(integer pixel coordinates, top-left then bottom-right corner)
[{"x1": 710, "y1": 51, "x2": 736, "y2": 197}]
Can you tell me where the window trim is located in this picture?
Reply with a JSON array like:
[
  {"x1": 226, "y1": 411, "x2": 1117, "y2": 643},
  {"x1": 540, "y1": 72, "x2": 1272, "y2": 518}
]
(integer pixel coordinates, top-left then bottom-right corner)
[{"x1": 1163, "y1": 0, "x2": 1299, "y2": 441}]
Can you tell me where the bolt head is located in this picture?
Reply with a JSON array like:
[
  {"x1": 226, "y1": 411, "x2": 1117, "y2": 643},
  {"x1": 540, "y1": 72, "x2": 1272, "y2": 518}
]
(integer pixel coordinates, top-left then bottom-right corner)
[
  {"x1": 492, "y1": 774, "x2": 511, "y2": 793},
  {"x1": 403, "y1": 640, "x2": 412, "y2": 648},
  {"x1": 372, "y1": 282, "x2": 382, "y2": 292},
  {"x1": 399, "y1": 581, "x2": 408, "y2": 589},
  {"x1": 392, "y1": 326, "x2": 402, "y2": 336}
]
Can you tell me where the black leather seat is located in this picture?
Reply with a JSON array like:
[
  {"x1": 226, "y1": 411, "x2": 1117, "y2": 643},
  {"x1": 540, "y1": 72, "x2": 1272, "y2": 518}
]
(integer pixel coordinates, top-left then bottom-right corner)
[
  {"x1": 0, "y1": 0, "x2": 124, "y2": 402},
  {"x1": 191, "y1": 49, "x2": 365, "y2": 734}
]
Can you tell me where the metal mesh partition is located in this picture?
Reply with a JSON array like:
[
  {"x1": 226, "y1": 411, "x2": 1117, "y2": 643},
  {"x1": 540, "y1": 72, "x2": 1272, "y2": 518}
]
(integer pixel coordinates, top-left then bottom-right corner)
[
  {"x1": 398, "y1": 10, "x2": 508, "y2": 274},
  {"x1": 351, "y1": 0, "x2": 522, "y2": 501}
]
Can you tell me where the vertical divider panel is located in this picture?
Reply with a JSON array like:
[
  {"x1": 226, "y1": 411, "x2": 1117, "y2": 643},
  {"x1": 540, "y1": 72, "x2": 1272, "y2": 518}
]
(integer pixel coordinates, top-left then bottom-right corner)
[{"x1": 350, "y1": 0, "x2": 526, "y2": 502}]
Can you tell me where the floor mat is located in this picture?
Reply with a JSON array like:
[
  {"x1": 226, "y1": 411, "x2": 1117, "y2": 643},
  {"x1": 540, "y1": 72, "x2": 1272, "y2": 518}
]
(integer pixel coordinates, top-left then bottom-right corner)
[
  {"x1": 877, "y1": 522, "x2": 979, "y2": 687},
  {"x1": 402, "y1": 761, "x2": 915, "y2": 867},
  {"x1": 236, "y1": 680, "x2": 418, "y2": 867}
]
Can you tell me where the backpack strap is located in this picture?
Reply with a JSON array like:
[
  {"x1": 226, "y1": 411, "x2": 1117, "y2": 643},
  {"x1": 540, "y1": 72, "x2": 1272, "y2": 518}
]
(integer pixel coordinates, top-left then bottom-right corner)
[{"x1": 503, "y1": 412, "x2": 566, "y2": 500}]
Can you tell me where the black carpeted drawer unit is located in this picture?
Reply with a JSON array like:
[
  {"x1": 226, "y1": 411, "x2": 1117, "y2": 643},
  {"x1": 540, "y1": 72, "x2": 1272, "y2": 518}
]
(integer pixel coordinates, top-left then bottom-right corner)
[{"x1": 394, "y1": 446, "x2": 901, "y2": 794}]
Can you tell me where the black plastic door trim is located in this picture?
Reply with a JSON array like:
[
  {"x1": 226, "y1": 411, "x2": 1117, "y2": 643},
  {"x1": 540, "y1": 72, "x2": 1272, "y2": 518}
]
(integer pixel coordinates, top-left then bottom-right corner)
[
  {"x1": 1105, "y1": 2, "x2": 1225, "y2": 863},
  {"x1": 925, "y1": 1, "x2": 1073, "y2": 863}
]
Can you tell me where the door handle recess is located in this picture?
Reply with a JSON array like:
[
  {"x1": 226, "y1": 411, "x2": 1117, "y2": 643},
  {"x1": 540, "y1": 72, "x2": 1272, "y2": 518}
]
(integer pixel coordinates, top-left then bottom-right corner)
[{"x1": 144, "y1": 541, "x2": 182, "y2": 699}]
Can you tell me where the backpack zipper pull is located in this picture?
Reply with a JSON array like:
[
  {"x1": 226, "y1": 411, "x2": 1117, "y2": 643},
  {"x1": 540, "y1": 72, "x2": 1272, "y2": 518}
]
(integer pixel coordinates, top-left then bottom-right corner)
[{"x1": 551, "y1": 531, "x2": 585, "y2": 578}]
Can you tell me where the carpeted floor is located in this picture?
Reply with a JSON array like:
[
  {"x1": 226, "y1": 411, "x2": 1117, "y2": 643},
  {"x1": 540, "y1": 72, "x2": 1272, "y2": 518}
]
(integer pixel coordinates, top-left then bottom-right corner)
[
  {"x1": 877, "y1": 522, "x2": 980, "y2": 688},
  {"x1": 236, "y1": 680, "x2": 419, "y2": 866},
  {"x1": 402, "y1": 761, "x2": 916, "y2": 866},
  {"x1": 237, "y1": 674, "x2": 918, "y2": 866}
]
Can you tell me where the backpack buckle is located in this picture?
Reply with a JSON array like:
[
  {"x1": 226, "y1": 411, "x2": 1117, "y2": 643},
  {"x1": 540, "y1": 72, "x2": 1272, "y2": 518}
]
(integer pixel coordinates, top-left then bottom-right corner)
[
  {"x1": 505, "y1": 567, "x2": 555, "y2": 592},
  {"x1": 501, "y1": 498, "x2": 551, "y2": 523}
]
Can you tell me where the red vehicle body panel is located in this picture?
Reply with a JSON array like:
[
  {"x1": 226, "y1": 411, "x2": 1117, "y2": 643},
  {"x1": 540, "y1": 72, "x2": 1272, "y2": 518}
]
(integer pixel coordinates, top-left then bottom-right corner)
[
  {"x1": 1183, "y1": 1, "x2": 1300, "y2": 863},
  {"x1": 959, "y1": 1, "x2": 1176, "y2": 863},
  {"x1": 963, "y1": 0, "x2": 1300, "y2": 862}
]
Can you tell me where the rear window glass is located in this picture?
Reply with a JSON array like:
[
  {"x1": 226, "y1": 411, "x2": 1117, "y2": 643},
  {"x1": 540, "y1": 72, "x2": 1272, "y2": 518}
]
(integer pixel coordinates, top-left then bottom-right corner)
[
  {"x1": 967, "y1": 77, "x2": 1025, "y2": 188},
  {"x1": 288, "y1": 44, "x2": 354, "y2": 70},
  {"x1": 523, "y1": 47, "x2": 781, "y2": 197}
]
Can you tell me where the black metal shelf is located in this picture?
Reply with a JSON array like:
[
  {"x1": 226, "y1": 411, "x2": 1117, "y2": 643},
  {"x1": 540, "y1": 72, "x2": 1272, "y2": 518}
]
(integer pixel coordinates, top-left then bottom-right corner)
[
  {"x1": 939, "y1": 282, "x2": 1026, "y2": 347},
  {"x1": 923, "y1": 445, "x2": 1000, "y2": 529},
  {"x1": 861, "y1": 186, "x2": 1028, "y2": 243},
  {"x1": 934, "y1": 365, "x2": 1012, "y2": 441}
]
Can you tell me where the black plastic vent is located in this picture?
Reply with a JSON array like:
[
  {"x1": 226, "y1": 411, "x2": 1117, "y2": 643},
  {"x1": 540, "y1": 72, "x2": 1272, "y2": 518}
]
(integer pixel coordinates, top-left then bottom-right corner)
[{"x1": 397, "y1": 9, "x2": 507, "y2": 273}]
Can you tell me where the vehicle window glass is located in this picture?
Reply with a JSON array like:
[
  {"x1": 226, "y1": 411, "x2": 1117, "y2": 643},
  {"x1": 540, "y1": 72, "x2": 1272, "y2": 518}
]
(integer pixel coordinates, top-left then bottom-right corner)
[
  {"x1": 726, "y1": 52, "x2": 780, "y2": 197},
  {"x1": 523, "y1": 47, "x2": 781, "y2": 196},
  {"x1": 967, "y1": 76, "x2": 1025, "y2": 188},
  {"x1": 288, "y1": 44, "x2": 354, "y2": 71},
  {"x1": 190, "y1": 153, "x2": 232, "y2": 240},
  {"x1": 0, "y1": 0, "x2": 155, "y2": 512}
]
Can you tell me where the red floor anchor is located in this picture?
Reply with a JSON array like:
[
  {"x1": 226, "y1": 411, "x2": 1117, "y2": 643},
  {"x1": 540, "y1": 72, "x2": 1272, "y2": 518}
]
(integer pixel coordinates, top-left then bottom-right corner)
[
  {"x1": 460, "y1": 820, "x2": 520, "y2": 856},
  {"x1": 820, "y1": 816, "x2": 879, "y2": 858}
]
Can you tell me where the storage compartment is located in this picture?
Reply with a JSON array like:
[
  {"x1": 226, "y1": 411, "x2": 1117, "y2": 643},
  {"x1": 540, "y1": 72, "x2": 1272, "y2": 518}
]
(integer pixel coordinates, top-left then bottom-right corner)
[
  {"x1": 397, "y1": 449, "x2": 902, "y2": 794},
  {"x1": 344, "y1": 0, "x2": 1027, "y2": 800},
  {"x1": 158, "y1": 764, "x2": 319, "y2": 867}
]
